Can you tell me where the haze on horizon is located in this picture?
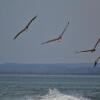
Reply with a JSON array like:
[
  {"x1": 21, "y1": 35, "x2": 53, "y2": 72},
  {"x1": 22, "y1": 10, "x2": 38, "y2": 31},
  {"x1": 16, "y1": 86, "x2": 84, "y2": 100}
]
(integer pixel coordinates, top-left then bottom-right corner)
[{"x1": 0, "y1": 0, "x2": 100, "y2": 64}]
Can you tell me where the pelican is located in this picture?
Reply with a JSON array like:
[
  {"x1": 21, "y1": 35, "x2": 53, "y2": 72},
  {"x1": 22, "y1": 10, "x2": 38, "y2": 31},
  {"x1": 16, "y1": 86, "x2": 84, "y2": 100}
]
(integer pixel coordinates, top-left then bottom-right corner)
[
  {"x1": 76, "y1": 38, "x2": 100, "y2": 54},
  {"x1": 13, "y1": 15, "x2": 37, "y2": 40},
  {"x1": 93, "y1": 56, "x2": 100, "y2": 68},
  {"x1": 41, "y1": 21, "x2": 69, "y2": 45}
]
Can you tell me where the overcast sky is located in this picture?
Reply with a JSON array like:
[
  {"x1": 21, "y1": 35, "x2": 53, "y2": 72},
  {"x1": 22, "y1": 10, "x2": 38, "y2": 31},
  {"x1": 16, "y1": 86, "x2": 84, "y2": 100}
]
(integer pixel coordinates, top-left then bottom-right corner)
[{"x1": 0, "y1": 0, "x2": 100, "y2": 64}]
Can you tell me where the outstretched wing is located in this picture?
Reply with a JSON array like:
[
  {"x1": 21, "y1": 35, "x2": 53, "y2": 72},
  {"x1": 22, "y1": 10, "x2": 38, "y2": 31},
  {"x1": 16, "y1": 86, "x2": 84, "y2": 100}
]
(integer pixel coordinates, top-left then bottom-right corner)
[
  {"x1": 26, "y1": 15, "x2": 37, "y2": 28},
  {"x1": 93, "y1": 57, "x2": 100, "y2": 68},
  {"x1": 13, "y1": 15, "x2": 37, "y2": 40},
  {"x1": 93, "y1": 61, "x2": 97, "y2": 68},
  {"x1": 41, "y1": 37, "x2": 59, "y2": 45},
  {"x1": 76, "y1": 49, "x2": 93, "y2": 53},
  {"x1": 94, "y1": 38, "x2": 100, "y2": 49},
  {"x1": 13, "y1": 28, "x2": 26, "y2": 40},
  {"x1": 59, "y1": 21, "x2": 69, "y2": 38}
]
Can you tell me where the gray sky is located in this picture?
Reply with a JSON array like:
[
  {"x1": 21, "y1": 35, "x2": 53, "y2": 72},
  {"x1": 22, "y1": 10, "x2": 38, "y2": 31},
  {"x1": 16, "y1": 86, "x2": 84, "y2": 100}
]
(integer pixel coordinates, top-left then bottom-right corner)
[{"x1": 0, "y1": 0, "x2": 100, "y2": 63}]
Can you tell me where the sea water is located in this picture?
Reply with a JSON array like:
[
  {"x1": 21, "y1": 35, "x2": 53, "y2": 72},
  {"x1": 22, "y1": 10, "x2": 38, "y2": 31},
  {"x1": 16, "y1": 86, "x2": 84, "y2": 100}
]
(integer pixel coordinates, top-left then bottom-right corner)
[{"x1": 0, "y1": 75, "x2": 100, "y2": 100}]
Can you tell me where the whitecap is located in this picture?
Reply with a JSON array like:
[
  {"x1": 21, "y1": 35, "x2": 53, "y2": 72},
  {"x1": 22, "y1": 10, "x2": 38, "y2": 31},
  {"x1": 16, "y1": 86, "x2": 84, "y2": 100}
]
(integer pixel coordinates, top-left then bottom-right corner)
[
  {"x1": 25, "y1": 88, "x2": 90, "y2": 100},
  {"x1": 40, "y1": 88, "x2": 90, "y2": 100}
]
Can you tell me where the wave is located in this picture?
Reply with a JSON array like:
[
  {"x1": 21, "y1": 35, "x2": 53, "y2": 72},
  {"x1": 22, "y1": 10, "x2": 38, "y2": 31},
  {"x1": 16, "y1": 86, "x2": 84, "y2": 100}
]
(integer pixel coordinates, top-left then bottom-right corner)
[{"x1": 25, "y1": 88, "x2": 90, "y2": 100}]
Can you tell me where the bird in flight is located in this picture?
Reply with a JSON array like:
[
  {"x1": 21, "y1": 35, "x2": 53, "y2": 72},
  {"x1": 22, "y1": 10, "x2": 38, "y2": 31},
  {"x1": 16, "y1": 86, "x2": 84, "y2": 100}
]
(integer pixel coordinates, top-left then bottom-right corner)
[
  {"x1": 41, "y1": 21, "x2": 70, "y2": 45},
  {"x1": 93, "y1": 56, "x2": 100, "y2": 68},
  {"x1": 13, "y1": 15, "x2": 37, "y2": 40},
  {"x1": 76, "y1": 38, "x2": 100, "y2": 54}
]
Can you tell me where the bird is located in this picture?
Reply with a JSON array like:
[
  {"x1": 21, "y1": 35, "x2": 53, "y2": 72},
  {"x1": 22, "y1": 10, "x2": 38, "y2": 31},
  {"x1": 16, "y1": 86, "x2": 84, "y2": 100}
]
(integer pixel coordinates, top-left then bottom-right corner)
[
  {"x1": 93, "y1": 56, "x2": 100, "y2": 68},
  {"x1": 41, "y1": 21, "x2": 70, "y2": 45},
  {"x1": 76, "y1": 38, "x2": 100, "y2": 54},
  {"x1": 13, "y1": 15, "x2": 37, "y2": 40}
]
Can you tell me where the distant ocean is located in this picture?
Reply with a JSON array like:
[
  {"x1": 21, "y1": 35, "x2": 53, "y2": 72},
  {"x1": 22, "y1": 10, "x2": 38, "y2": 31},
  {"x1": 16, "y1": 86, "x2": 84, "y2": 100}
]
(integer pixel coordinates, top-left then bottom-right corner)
[{"x1": 0, "y1": 75, "x2": 100, "y2": 100}]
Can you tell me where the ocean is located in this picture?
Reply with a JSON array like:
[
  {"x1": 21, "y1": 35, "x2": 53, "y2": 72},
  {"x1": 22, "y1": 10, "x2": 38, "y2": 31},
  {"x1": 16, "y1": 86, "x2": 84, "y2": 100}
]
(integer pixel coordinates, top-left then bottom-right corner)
[{"x1": 0, "y1": 75, "x2": 100, "y2": 100}]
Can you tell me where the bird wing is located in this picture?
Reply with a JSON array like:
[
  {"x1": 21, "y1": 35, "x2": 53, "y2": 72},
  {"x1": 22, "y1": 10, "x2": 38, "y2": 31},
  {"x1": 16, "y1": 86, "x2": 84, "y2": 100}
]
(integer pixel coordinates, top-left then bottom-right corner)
[
  {"x1": 13, "y1": 28, "x2": 26, "y2": 40},
  {"x1": 41, "y1": 37, "x2": 59, "y2": 45},
  {"x1": 93, "y1": 57, "x2": 100, "y2": 68},
  {"x1": 59, "y1": 21, "x2": 69, "y2": 38},
  {"x1": 94, "y1": 38, "x2": 100, "y2": 49},
  {"x1": 13, "y1": 15, "x2": 37, "y2": 40},
  {"x1": 26, "y1": 15, "x2": 37, "y2": 28},
  {"x1": 93, "y1": 60, "x2": 97, "y2": 68},
  {"x1": 76, "y1": 49, "x2": 93, "y2": 53}
]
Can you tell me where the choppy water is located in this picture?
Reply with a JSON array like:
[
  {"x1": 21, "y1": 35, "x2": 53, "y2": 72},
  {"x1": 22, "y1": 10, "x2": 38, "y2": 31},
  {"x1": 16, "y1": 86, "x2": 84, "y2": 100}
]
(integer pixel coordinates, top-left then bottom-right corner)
[{"x1": 0, "y1": 75, "x2": 100, "y2": 100}]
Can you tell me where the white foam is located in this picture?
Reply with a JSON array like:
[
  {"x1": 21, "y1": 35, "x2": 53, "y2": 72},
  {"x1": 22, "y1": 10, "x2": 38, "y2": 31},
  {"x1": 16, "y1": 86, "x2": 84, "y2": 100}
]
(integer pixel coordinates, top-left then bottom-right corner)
[{"x1": 25, "y1": 88, "x2": 90, "y2": 100}]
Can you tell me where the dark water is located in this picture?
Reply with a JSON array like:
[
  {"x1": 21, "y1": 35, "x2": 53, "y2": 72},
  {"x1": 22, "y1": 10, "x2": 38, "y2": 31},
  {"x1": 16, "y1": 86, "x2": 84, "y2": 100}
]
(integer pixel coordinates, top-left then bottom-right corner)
[{"x1": 0, "y1": 75, "x2": 100, "y2": 100}]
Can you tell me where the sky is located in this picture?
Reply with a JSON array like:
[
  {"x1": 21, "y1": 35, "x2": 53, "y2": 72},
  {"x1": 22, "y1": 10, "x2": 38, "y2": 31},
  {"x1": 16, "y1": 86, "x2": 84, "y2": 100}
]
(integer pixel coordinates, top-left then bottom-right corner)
[{"x1": 0, "y1": 0, "x2": 100, "y2": 64}]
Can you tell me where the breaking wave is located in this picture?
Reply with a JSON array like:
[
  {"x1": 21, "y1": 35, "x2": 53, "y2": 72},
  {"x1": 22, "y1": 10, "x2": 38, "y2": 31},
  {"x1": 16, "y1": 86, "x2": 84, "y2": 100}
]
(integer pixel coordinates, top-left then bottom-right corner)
[{"x1": 25, "y1": 88, "x2": 90, "y2": 100}]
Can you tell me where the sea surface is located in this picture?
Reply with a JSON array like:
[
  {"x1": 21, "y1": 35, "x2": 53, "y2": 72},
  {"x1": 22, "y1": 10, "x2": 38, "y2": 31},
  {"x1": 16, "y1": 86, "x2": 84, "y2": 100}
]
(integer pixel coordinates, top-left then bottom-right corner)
[{"x1": 0, "y1": 74, "x2": 100, "y2": 100}]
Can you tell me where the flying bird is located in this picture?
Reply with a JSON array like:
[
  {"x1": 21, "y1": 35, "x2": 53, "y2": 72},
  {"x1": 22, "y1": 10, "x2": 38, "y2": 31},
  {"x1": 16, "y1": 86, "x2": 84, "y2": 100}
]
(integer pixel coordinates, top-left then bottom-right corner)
[
  {"x1": 76, "y1": 38, "x2": 100, "y2": 54},
  {"x1": 93, "y1": 56, "x2": 100, "y2": 68},
  {"x1": 13, "y1": 15, "x2": 37, "y2": 40},
  {"x1": 41, "y1": 21, "x2": 70, "y2": 45}
]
